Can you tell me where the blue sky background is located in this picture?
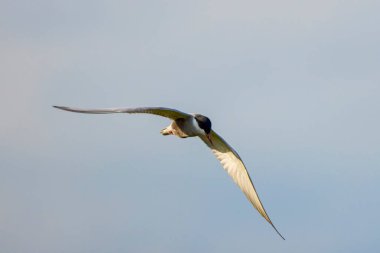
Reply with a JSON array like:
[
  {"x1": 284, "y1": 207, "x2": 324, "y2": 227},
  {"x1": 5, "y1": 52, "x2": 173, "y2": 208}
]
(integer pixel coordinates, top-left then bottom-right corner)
[{"x1": 1, "y1": 0, "x2": 379, "y2": 252}]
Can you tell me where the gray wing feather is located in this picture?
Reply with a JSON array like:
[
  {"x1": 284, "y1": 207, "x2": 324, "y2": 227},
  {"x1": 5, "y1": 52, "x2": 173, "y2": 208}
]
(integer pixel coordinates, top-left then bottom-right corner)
[
  {"x1": 53, "y1": 106, "x2": 191, "y2": 120},
  {"x1": 200, "y1": 130, "x2": 285, "y2": 240}
]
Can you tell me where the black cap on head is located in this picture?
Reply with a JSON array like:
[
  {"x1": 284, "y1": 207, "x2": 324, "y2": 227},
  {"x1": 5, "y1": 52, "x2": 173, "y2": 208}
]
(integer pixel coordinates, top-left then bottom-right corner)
[{"x1": 194, "y1": 114, "x2": 212, "y2": 134}]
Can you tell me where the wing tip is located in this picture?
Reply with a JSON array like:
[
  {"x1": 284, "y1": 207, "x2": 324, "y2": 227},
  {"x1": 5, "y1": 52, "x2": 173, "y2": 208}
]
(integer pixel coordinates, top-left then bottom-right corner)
[
  {"x1": 268, "y1": 221, "x2": 285, "y2": 240},
  {"x1": 53, "y1": 105, "x2": 66, "y2": 110},
  {"x1": 52, "y1": 105, "x2": 82, "y2": 113}
]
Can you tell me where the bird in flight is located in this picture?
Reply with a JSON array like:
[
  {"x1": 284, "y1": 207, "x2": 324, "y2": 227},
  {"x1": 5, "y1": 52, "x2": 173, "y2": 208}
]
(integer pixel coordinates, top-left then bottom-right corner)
[{"x1": 53, "y1": 105, "x2": 284, "y2": 239}]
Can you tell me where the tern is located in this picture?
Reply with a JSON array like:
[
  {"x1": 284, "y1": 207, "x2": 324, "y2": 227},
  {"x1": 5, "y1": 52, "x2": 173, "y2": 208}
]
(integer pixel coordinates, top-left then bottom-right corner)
[{"x1": 53, "y1": 105, "x2": 284, "y2": 239}]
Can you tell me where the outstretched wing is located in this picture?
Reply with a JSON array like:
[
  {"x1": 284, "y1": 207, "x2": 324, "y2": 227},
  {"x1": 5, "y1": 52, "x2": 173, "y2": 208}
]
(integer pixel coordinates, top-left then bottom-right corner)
[
  {"x1": 200, "y1": 130, "x2": 285, "y2": 240},
  {"x1": 53, "y1": 106, "x2": 191, "y2": 120}
]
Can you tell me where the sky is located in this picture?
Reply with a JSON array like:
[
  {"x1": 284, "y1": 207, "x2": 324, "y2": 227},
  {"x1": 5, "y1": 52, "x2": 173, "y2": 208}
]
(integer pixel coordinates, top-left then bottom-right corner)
[{"x1": 1, "y1": 0, "x2": 380, "y2": 252}]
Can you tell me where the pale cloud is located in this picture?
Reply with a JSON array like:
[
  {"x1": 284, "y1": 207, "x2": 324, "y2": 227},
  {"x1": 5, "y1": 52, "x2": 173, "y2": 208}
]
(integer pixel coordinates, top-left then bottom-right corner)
[
  {"x1": 0, "y1": 40, "x2": 74, "y2": 150},
  {"x1": 205, "y1": 0, "x2": 341, "y2": 24}
]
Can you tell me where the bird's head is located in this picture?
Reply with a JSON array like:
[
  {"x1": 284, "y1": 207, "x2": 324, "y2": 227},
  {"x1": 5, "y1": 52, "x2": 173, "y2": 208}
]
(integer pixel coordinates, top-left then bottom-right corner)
[{"x1": 194, "y1": 114, "x2": 213, "y2": 145}]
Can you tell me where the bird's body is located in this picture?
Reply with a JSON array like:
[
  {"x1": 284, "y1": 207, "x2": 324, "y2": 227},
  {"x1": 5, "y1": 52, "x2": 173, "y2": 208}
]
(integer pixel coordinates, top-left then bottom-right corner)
[
  {"x1": 53, "y1": 105, "x2": 284, "y2": 240},
  {"x1": 161, "y1": 116, "x2": 203, "y2": 138}
]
